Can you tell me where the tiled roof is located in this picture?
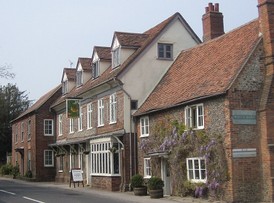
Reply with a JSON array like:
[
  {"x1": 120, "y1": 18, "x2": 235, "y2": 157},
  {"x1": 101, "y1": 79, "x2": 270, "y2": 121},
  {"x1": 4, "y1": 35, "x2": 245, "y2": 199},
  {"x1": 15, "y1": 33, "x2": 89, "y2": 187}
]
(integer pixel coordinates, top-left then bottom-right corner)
[
  {"x1": 52, "y1": 12, "x2": 200, "y2": 108},
  {"x1": 94, "y1": 46, "x2": 111, "y2": 61},
  {"x1": 78, "y1": 58, "x2": 91, "y2": 71},
  {"x1": 115, "y1": 32, "x2": 148, "y2": 48},
  {"x1": 12, "y1": 84, "x2": 62, "y2": 122},
  {"x1": 63, "y1": 68, "x2": 76, "y2": 81},
  {"x1": 135, "y1": 19, "x2": 261, "y2": 116}
]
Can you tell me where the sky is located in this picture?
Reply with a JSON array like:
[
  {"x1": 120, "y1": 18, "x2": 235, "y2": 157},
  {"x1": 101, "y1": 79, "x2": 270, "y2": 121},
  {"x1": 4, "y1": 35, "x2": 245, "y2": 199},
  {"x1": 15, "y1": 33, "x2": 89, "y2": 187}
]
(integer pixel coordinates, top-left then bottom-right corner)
[{"x1": 0, "y1": 0, "x2": 258, "y2": 102}]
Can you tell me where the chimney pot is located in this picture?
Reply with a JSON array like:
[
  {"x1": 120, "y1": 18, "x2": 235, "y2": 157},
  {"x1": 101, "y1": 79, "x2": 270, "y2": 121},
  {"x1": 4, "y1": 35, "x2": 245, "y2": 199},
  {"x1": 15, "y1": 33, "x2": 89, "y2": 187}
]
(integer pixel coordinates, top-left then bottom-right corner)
[
  {"x1": 214, "y1": 3, "x2": 219, "y2": 11},
  {"x1": 208, "y1": 3, "x2": 214, "y2": 11}
]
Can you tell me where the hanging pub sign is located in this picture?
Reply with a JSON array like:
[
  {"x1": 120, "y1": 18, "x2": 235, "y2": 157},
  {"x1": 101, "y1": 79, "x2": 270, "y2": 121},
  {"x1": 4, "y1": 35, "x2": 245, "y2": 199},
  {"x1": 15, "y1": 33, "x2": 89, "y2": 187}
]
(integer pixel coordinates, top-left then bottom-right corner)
[{"x1": 66, "y1": 99, "x2": 80, "y2": 118}]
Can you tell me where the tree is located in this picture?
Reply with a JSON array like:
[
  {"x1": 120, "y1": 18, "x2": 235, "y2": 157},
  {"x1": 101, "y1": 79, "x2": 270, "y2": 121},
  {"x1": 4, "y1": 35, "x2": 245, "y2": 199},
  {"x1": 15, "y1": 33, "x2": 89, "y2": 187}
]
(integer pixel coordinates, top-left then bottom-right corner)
[
  {"x1": 0, "y1": 64, "x2": 15, "y2": 79},
  {"x1": 0, "y1": 84, "x2": 30, "y2": 163}
]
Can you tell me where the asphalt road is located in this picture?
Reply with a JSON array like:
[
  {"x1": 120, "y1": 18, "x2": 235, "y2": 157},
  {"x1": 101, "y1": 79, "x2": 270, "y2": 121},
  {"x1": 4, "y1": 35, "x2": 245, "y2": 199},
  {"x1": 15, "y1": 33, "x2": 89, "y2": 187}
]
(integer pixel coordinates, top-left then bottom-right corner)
[
  {"x1": 0, "y1": 177, "x2": 211, "y2": 203},
  {"x1": 0, "y1": 178, "x2": 135, "y2": 203}
]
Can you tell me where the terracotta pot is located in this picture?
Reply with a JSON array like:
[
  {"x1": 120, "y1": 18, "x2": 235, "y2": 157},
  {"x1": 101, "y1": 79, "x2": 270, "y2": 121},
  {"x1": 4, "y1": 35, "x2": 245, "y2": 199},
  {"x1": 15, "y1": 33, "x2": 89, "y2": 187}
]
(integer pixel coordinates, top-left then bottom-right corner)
[
  {"x1": 133, "y1": 186, "x2": 147, "y2": 196},
  {"x1": 149, "y1": 188, "x2": 163, "y2": 198}
]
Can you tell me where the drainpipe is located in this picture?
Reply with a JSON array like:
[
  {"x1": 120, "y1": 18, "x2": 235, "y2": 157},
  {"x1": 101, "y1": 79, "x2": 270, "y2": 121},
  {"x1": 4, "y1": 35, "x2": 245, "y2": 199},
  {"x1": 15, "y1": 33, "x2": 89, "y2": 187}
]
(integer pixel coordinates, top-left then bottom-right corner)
[{"x1": 113, "y1": 77, "x2": 134, "y2": 190}]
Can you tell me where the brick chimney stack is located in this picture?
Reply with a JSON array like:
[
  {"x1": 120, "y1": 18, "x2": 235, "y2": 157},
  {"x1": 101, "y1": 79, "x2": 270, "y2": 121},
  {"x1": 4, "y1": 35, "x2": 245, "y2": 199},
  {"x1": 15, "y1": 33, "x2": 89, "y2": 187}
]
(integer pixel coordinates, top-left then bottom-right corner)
[
  {"x1": 258, "y1": 0, "x2": 274, "y2": 67},
  {"x1": 202, "y1": 3, "x2": 224, "y2": 42}
]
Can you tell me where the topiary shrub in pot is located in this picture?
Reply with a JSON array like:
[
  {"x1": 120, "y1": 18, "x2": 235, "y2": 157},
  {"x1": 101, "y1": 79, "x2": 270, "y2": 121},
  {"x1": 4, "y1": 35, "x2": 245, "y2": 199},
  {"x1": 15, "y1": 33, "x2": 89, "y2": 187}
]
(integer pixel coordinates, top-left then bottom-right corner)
[
  {"x1": 147, "y1": 176, "x2": 164, "y2": 198},
  {"x1": 130, "y1": 174, "x2": 147, "y2": 196}
]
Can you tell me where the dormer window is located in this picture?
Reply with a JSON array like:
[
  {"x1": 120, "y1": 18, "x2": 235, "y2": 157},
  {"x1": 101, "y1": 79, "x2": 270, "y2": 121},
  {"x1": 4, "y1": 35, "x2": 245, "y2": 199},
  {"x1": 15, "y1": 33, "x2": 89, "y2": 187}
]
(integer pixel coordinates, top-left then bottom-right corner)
[
  {"x1": 76, "y1": 70, "x2": 83, "y2": 87},
  {"x1": 112, "y1": 47, "x2": 120, "y2": 68},
  {"x1": 92, "y1": 61, "x2": 99, "y2": 78},
  {"x1": 62, "y1": 80, "x2": 68, "y2": 94},
  {"x1": 158, "y1": 43, "x2": 173, "y2": 60}
]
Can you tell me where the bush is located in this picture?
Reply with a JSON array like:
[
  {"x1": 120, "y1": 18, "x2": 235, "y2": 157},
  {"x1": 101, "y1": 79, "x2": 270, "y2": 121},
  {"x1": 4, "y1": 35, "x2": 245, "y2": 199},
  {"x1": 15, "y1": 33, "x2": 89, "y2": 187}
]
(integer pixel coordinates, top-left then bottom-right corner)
[
  {"x1": 0, "y1": 163, "x2": 13, "y2": 175},
  {"x1": 130, "y1": 174, "x2": 144, "y2": 188},
  {"x1": 182, "y1": 180, "x2": 208, "y2": 198},
  {"x1": 147, "y1": 176, "x2": 164, "y2": 190},
  {"x1": 11, "y1": 164, "x2": 20, "y2": 178},
  {"x1": 25, "y1": 170, "x2": 32, "y2": 178}
]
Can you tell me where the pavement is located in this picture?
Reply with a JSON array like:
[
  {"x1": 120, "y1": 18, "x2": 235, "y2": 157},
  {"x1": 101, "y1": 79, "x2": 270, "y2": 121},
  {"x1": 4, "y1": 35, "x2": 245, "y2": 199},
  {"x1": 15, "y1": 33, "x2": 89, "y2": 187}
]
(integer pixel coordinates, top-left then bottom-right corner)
[{"x1": 0, "y1": 176, "x2": 224, "y2": 203}]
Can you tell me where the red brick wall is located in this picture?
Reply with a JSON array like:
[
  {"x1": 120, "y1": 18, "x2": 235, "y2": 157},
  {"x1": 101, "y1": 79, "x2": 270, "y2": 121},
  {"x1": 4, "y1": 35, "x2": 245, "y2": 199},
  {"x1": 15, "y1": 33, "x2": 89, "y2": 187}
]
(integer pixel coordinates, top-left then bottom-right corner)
[
  {"x1": 11, "y1": 87, "x2": 61, "y2": 181},
  {"x1": 54, "y1": 90, "x2": 135, "y2": 191}
]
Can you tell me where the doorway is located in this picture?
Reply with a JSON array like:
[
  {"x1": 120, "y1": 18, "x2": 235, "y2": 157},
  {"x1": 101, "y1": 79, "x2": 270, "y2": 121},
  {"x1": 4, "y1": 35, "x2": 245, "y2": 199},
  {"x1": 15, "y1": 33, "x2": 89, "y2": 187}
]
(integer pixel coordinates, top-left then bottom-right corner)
[{"x1": 161, "y1": 158, "x2": 171, "y2": 195}]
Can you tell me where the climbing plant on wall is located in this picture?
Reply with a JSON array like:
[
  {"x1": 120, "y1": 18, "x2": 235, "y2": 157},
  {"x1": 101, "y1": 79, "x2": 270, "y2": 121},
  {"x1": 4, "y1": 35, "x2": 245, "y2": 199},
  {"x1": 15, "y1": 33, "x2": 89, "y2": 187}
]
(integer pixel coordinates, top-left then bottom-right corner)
[{"x1": 139, "y1": 119, "x2": 229, "y2": 200}]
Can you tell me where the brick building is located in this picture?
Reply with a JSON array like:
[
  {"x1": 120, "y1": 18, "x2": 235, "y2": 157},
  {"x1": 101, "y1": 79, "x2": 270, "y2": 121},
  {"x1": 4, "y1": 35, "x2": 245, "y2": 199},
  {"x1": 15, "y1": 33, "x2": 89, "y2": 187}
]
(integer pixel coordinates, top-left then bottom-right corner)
[
  {"x1": 11, "y1": 85, "x2": 62, "y2": 181},
  {"x1": 49, "y1": 13, "x2": 201, "y2": 191},
  {"x1": 134, "y1": 1, "x2": 274, "y2": 202}
]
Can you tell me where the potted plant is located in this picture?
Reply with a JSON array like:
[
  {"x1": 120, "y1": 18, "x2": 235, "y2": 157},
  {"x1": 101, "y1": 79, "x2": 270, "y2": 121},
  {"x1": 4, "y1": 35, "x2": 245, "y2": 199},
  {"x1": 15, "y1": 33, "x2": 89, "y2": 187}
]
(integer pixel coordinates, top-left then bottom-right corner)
[
  {"x1": 130, "y1": 174, "x2": 147, "y2": 196},
  {"x1": 147, "y1": 176, "x2": 164, "y2": 198}
]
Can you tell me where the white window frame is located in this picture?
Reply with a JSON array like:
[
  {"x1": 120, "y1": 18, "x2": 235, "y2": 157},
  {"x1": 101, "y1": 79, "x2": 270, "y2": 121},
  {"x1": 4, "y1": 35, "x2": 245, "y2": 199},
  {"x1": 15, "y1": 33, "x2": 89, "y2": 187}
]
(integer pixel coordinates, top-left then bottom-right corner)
[
  {"x1": 185, "y1": 104, "x2": 204, "y2": 130},
  {"x1": 144, "y1": 158, "x2": 152, "y2": 178},
  {"x1": 140, "y1": 116, "x2": 149, "y2": 137},
  {"x1": 69, "y1": 118, "x2": 74, "y2": 133},
  {"x1": 158, "y1": 43, "x2": 173, "y2": 59},
  {"x1": 112, "y1": 47, "x2": 120, "y2": 68},
  {"x1": 62, "y1": 80, "x2": 68, "y2": 94},
  {"x1": 27, "y1": 150, "x2": 31, "y2": 171},
  {"x1": 44, "y1": 119, "x2": 54, "y2": 136},
  {"x1": 58, "y1": 156, "x2": 64, "y2": 172},
  {"x1": 90, "y1": 141, "x2": 121, "y2": 176},
  {"x1": 15, "y1": 124, "x2": 18, "y2": 143},
  {"x1": 78, "y1": 107, "x2": 83, "y2": 131},
  {"x1": 98, "y1": 99, "x2": 104, "y2": 127},
  {"x1": 87, "y1": 103, "x2": 93, "y2": 129},
  {"x1": 27, "y1": 120, "x2": 31, "y2": 140},
  {"x1": 186, "y1": 157, "x2": 206, "y2": 183},
  {"x1": 78, "y1": 147, "x2": 83, "y2": 170},
  {"x1": 109, "y1": 93, "x2": 117, "y2": 124},
  {"x1": 92, "y1": 61, "x2": 100, "y2": 78},
  {"x1": 58, "y1": 114, "x2": 63, "y2": 136},
  {"x1": 44, "y1": 150, "x2": 54, "y2": 167},
  {"x1": 69, "y1": 147, "x2": 77, "y2": 170},
  {"x1": 21, "y1": 122, "x2": 24, "y2": 142},
  {"x1": 76, "y1": 70, "x2": 83, "y2": 87}
]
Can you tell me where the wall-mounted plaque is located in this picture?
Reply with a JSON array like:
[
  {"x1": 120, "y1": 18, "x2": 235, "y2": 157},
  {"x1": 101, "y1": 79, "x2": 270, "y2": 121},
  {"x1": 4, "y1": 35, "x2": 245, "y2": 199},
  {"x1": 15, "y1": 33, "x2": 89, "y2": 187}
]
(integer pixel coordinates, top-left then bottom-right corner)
[{"x1": 232, "y1": 110, "x2": 256, "y2": 125}]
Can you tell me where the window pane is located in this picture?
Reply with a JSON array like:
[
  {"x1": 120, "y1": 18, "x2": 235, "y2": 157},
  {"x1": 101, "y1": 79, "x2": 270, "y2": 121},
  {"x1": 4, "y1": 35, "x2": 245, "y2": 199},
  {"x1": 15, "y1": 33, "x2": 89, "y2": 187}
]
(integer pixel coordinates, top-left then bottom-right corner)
[
  {"x1": 194, "y1": 160, "x2": 199, "y2": 169},
  {"x1": 195, "y1": 170, "x2": 200, "y2": 179},
  {"x1": 201, "y1": 170, "x2": 206, "y2": 179},
  {"x1": 201, "y1": 159, "x2": 205, "y2": 169},
  {"x1": 189, "y1": 170, "x2": 194, "y2": 179},
  {"x1": 113, "y1": 153, "x2": 119, "y2": 174},
  {"x1": 188, "y1": 159, "x2": 193, "y2": 169}
]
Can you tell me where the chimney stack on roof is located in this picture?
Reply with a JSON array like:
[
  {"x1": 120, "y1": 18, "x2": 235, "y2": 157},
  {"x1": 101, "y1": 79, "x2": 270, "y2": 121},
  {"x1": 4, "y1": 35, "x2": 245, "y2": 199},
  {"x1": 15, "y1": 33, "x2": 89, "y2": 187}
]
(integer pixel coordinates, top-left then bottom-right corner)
[
  {"x1": 258, "y1": 0, "x2": 274, "y2": 66},
  {"x1": 202, "y1": 3, "x2": 224, "y2": 42}
]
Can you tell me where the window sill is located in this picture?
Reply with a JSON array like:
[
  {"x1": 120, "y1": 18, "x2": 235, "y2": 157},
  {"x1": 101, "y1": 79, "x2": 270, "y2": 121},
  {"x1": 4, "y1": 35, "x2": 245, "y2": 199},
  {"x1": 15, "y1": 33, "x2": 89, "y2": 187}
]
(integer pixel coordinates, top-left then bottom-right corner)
[
  {"x1": 97, "y1": 125, "x2": 104, "y2": 128},
  {"x1": 189, "y1": 179, "x2": 207, "y2": 183},
  {"x1": 157, "y1": 57, "x2": 173, "y2": 61},
  {"x1": 140, "y1": 134, "x2": 149, "y2": 138},
  {"x1": 90, "y1": 174, "x2": 121, "y2": 177},
  {"x1": 109, "y1": 121, "x2": 117, "y2": 125},
  {"x1": 58, "y1": 170, "x2": 64, "y2": 173}
]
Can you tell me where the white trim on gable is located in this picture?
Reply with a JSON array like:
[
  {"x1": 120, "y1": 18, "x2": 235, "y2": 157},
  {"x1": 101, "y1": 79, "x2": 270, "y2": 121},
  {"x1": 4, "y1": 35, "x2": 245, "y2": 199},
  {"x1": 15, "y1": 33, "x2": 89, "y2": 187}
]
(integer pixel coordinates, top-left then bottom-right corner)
[
  {"x1": 112, "y1": 37, "x2": 120, "y2": 50},
  {"x1": 62, "y1": 73, "x2": 68, "y2": 82}
]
